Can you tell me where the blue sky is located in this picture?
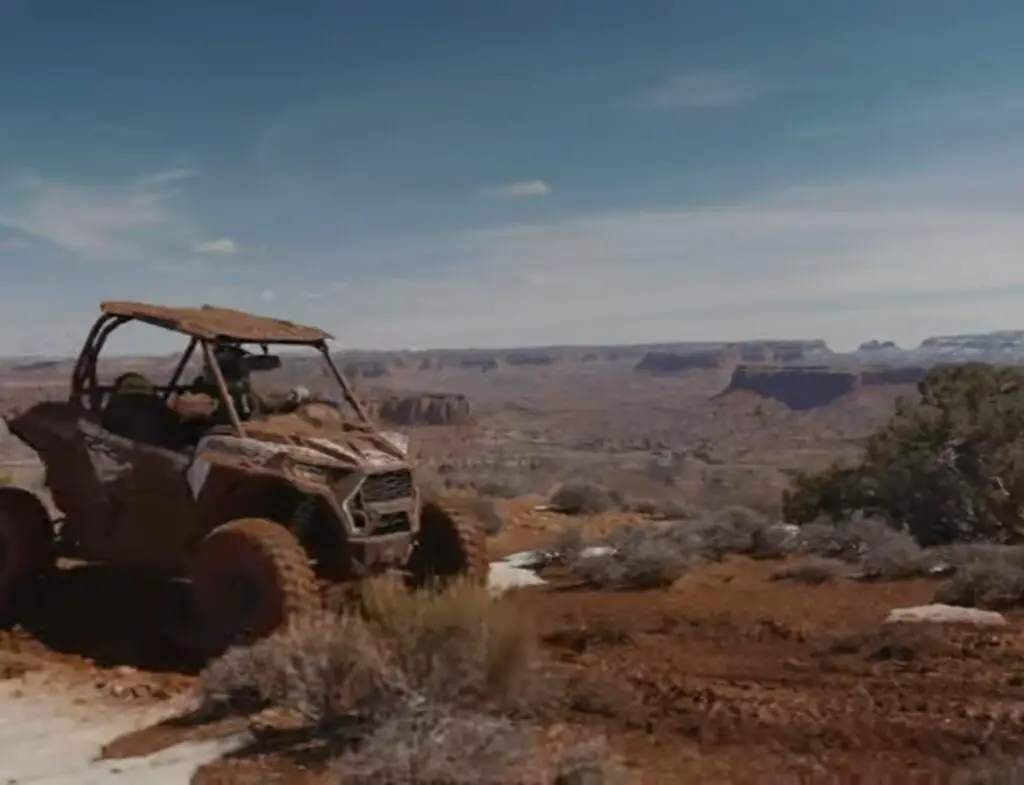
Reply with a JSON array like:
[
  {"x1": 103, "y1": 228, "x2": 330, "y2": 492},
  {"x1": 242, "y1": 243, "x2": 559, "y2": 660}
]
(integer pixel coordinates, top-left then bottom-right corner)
[{"x1": 1, "y1": 0, "x2": 1023, "y2": 355}]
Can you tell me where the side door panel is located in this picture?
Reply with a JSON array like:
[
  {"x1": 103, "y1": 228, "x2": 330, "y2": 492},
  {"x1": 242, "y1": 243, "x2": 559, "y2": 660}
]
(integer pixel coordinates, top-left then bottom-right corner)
[{"x1": 76, "y1": 420, "x2": 198, "y2": 572}]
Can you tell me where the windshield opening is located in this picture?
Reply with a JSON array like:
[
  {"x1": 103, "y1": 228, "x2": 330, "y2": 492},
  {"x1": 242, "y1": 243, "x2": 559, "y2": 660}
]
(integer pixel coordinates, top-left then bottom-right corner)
[{"x1": 185, "y1": 340, "x2": 369, "y2": 424}]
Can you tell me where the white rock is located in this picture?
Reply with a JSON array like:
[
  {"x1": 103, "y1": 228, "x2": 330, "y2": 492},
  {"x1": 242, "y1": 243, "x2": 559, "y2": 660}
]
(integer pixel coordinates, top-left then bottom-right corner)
[
  {"x1": 487, "y1": 562, "x2": 547, "y2": 594},
  {"x1": 883, "y1": 603, "x2": 1008, "y2": 627},
  {"x1": 500, "y1": 549, "x2": 551, "y2": 570},
  {"x1": 771, "y1": 523, "x2": 801, "y2": 538},
  {"x1": 577, "y1": 545, "x2": 616, "y2": 559}
]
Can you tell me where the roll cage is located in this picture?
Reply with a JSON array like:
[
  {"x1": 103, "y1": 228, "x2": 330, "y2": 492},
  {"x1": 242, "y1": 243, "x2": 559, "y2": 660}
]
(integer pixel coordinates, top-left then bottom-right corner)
[{"x1": 70, "y1": 304, "x2": 371, "y2": 437}]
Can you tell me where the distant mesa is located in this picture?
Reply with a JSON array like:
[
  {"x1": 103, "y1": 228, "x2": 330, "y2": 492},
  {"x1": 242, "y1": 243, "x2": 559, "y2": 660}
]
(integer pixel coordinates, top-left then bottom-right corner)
[
  {"x1": 635, "y1": 340, "x2": 831, "y2": 375},
  {"x1": 343, "y1": 359, "x2": 390, "y2": 379},
  {"x1": 370, "y1": 391, "x2": 473, "y2": 426},
  {"x1": 10, "y1": 360, "x2": 62, "y2": 373},
  {"x1": 636, "y1": 349, "x2": 726, "y2": 373},
  {"x1": 503, "y1": 351, "x2": 557, "y2": 367},
  {"x1": 720, "y1": 363, "x2": 928, "y2": 411},
  {"x1": 459, "y1": 356, "x2": 499, "y2": 372},
  {"x1": 858, "y1": 340, "x2": 899, "y2": 352}
]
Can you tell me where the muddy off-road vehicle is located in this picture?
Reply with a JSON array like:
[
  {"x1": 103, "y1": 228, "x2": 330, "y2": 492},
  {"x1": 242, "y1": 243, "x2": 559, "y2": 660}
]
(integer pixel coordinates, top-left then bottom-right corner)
[{"x1": 0, "y1": 301, "x2": 487, "y2": 650}]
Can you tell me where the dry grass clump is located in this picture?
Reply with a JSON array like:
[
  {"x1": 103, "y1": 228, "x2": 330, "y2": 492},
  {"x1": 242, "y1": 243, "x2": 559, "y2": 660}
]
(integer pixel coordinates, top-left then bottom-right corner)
[
  {"x1": 548, "y1": 479, "x2": 618, "y2": 515},
  {"x1": 934, "y1": 545, "x2": 1024, "y2": 609},
  {"x1": 333, "y1": 718, "x2": 634, "y2": 785},
  {"x1": 200, "y1": 578, "x2": 538, "y2": 722},
  {"x1": 334, "y1": 707, "x2": 532, "y2": 784},
  {"x1": 565, "y1": 505, "x2": 960, "y2": 591},
  {"x1": 694, "y1": 505, "x2": 790, "y2": 560},
  {"x1": 358, "y1": 577, "x2": 539, "y2": 711},
  {"x1": 463, "y1": 495, "x2": 507, "y2": 536},
  {"x1": 796, "y1": 514, "x2": 941, "y2": 580},
  {"x1": 549, "y1": 737, "x2": 634, "y2": 785},
  {"x1": 567, "y1": 503, "x2": 786, "y2": 590},
  {"x1": 959, "y1": 753, "x2": 1024, "y2": 784},
  {"x1": 551, "y1": 523, "x2": 587, "y2": 564},
  {"x1": 199, "y1": 579, "x2": 631, "y2": 783},
  {"x1": 198, "y1": 610, "x2": 396, "y2": 723},
  {"x1": 571, "y1": 522, "x2": 698, "y2": 590}
]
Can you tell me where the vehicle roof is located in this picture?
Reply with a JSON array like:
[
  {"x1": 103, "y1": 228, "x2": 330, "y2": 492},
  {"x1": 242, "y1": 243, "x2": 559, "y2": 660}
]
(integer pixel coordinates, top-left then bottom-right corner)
[{"x1": 100, "y1": 301, "x2": 334, "y2": 343}]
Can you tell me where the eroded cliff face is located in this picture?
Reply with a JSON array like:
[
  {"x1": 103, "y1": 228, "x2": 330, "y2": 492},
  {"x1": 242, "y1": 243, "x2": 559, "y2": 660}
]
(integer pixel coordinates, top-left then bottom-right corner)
[
  {"x1": 368, "y1": 392, "x2": 473, "y2": 426},
  {"x1": 720, "y1": 364, "x2": 928, "y2": 410},
  {"x1": 724, "y1": 365, "x2": 858, "y2": 410}
]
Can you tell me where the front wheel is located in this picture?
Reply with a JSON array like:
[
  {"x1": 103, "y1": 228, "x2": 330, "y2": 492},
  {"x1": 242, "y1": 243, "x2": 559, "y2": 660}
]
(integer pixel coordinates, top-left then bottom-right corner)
[
  {"x1": 406, "y1": 495, "x2": 489, "y2": 589},
  {"x1": 189, "y1": 518, "x2": 319, "y2": 652},
  {"x1": 0, "y1": 486, "x2": 54, "y2": 613}
]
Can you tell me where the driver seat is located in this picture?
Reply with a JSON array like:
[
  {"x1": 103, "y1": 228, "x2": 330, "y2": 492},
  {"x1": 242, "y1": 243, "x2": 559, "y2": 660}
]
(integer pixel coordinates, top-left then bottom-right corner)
[{"x1": 101, "y1": 373, "x2": 185, "y2": 450}]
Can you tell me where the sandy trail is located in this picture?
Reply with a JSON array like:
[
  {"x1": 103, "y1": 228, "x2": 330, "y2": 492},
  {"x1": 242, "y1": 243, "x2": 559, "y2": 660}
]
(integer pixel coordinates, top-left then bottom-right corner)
[{"x1": 1, "y1": 674, "x2": 248, "y2": 784}]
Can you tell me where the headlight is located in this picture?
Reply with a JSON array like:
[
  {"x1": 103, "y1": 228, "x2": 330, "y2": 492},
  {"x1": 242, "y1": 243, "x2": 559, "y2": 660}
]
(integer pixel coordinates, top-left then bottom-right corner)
[{"x1": 291, "y1": 462, "x2": 338, "y2": 484}]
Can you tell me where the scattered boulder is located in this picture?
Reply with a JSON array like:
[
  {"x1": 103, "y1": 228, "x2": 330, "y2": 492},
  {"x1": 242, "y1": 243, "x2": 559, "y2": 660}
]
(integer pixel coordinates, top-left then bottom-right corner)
[{"x1": 883, "y1": 603, "x2": 1008, "y2": 628}]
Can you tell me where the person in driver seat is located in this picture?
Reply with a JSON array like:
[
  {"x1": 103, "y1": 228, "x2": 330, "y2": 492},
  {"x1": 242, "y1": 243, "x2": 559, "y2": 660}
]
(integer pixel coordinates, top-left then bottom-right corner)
[
  {"x1": 192, "y1": 342, "x2": 312, "y2": 422},
  {"x1": 191, "y1": 342, "x2": 259, "y2": 421}
]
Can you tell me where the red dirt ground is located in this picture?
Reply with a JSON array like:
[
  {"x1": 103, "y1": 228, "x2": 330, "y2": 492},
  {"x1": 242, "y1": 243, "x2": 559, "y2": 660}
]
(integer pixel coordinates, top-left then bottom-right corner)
[
  {"x1": 3, "y1": 514, "x2": 1023, "y2": 784},
  {"x1": 529, "y1": 558, "x2": 1024, "y2": 783}
]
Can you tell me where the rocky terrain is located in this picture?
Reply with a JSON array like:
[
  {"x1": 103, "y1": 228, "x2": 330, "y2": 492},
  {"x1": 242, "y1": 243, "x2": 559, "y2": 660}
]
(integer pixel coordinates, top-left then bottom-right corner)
[{"x1": 3, "y1": 330, "x2": 1024, "y2": 784}]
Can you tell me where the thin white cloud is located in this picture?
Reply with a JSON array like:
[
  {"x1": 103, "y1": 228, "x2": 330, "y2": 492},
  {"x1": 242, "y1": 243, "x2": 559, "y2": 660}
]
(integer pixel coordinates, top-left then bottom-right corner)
[
  {"x1": 480, "y1": 180, "x2": 551, "y2": 199},
  {"x1": 0, "y1": 173, "x2": 180, "y2": 262},
  {"x1": 192, "y1": 237, "x2": 243, "y2": 255},
  {"x1": 260, "y1": 289, "x2": 276, "y2": 302},
  {"x1": 638, "y1": 70, "x2": 769, "y2": 110},
  {"x1": 268, "y1": 164, "x2": 1024, "y2": 352},
  {"x1": 135, "y1": 167, "x2": 198, "y2": 187},
  {"x1": 10, "y1": 160, "x2": 1024, "y2": 356}
]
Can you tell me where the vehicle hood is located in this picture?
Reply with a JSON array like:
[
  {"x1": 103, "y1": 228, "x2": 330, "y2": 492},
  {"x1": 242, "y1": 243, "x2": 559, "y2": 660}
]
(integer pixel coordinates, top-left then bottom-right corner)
[{"x1": 198, "y1": 413, "x2": 411, "y2": 472}]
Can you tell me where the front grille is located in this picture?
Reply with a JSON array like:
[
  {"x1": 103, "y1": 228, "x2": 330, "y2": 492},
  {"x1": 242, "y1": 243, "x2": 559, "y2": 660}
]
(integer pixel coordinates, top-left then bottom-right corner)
[
  {"x1": 361, "y1": 469, "x2": 414, "y2": 503},
  {"x1": 374, "y1": 512, "x2": 412, "y2": 535}
]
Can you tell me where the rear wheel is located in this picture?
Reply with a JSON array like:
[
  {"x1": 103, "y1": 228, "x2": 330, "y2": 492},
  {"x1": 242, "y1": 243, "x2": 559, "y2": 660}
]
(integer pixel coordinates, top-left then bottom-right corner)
[
  {"x1": 0, "y1": 487, "x2": 54, "y2": 612},
  {"x1": 189, "y1": 518, "x2": 318, "y2": 652},
  {"x1": 406, "y1": 495, "x2": 488, "y2": 588}
]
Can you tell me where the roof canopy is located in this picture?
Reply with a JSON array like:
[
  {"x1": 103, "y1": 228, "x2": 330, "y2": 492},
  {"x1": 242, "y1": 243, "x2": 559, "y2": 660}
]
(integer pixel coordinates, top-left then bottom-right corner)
[{"x1": 100, "y1": 301, "x2": 333, "y2": 343}]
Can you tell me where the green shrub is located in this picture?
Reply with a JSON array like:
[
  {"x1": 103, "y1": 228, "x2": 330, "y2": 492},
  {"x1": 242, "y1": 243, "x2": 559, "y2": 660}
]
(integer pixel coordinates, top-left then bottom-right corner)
[{"x1": 783, "y1": 363, "x2": 1024, "y2": 546}]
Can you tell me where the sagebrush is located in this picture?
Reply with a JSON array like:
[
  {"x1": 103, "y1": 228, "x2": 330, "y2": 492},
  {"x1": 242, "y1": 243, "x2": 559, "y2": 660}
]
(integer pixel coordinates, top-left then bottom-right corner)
[{"x1": 783, "y1": 364, "x2": 1024, "y2": 547}]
